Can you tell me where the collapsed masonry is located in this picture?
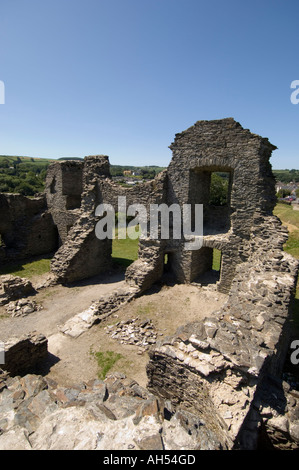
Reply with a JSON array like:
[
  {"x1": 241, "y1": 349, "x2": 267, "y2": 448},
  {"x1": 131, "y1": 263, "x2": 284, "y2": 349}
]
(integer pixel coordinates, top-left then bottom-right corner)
[{"x1": 0, "y1": 118, "x2": 299, "y2": 449}]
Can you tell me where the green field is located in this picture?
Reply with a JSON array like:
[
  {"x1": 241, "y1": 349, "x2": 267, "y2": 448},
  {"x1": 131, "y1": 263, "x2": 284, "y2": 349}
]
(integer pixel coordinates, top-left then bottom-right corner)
[
  {"x1": 274, "y1": 203, "x2": 299, "y2": 328},
  {"x1": 0, "y1": 256, "x2": 52, "y2": 279},
  {"x1": 0, "y1": 155, "x2": 55, "y2": 165},
  {"x1": 111, "y1": 226, "x2": 140, "y2": 268}
]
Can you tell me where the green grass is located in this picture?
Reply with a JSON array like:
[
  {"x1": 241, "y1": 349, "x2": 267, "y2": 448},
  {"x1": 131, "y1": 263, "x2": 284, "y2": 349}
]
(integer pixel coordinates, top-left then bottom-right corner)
[
  {"x1": 274, "y1": 202, "x2": 299, "y2": 229},
  {"x1": 0, "y1": 155, "x2": 55, "y2": 165},
  {"x1": 212, "y1": 248, "x2": 221, "y2": 271},
  {"x1": 274, "y1": 203, "x2": 299, "y2": 330},
  {"x1": 90, "y1": 349, "x2": 123, "y2": 380},
  {"x1": 111, "y1": 226, "x2": 139, "y2": 268},
  {"x1": 0, "y1": 257, "x2": 51, "y2": 279}
]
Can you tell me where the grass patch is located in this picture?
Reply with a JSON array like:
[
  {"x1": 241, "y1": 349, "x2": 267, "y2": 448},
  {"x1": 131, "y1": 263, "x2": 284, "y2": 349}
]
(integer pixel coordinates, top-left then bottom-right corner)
[
  {"x1": 284, "y1": 230, "x2": 299, "y2": 260},
  {"x1": 137, "y1": 302, "x2": 154, "y2": 317},
  {"x1": 212, "y1": 249, "x2": 221, "y2": 271},
  {"x1": 274, "y1": 203, "x2": 299, "y2": 229},
  {"x1": 90, "y1": 349, "x2": 123, "y2": 380},
  {"x1": 274, "y1": 203, "x2": 299, "y2": 331},
  {"x1": 112, "y1": 226, "x2": 139, "y2": 268},
  {"x1": 0, "y1": 256, "x2": 52, "y2": 279}
]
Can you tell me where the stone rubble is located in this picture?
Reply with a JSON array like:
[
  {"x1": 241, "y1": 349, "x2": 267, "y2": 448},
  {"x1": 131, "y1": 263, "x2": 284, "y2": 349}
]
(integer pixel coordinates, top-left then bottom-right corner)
[
  {"x1": 5, "y1": 299, "x2": 42, "y2": 318},
  {"x1": 104, "y1": 317, "x2": 159, "y2": 352},
  {"x1": 0, "y1": 372, "x2": 225, "y2": 450},
  {"x1": 1, "y1": 332, "x2": 48, "y2": 378},
  {"x1": 59, "y1": 286, "x2": 139, "y2": 338},
  {"x1": 0, "y1": 275, "x2": 36, "y2": 306}
]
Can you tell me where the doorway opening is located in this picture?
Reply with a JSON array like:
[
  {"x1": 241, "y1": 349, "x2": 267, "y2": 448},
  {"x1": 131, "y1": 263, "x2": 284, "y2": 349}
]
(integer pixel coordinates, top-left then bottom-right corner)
[{"x1": 192, "y1": 246, "x2": 222, "y2": 285}]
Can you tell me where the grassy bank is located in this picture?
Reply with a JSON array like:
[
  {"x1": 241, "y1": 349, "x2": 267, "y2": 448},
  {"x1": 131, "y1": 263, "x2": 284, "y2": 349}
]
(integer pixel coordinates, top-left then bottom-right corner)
[
  {"x1": 274, "y1": 203, "x2": 299, "y2": 329},
  {"x1": 0, "y1": 256, "x2": 52, "y2": 279}
]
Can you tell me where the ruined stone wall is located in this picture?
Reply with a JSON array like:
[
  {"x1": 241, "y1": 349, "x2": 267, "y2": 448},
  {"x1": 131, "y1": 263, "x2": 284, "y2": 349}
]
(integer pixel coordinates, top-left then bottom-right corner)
[
  {"x1": 0, "y1": 119, "x2": 299, "y2": 449},
  {"x1": 0, "y1": 193, "x2": 58, "y2": 265},
  {"x1": 164, "y1": 118, "x2": 277, "y2": 289},
  {"x1": 45, "y1": 160, "x2": 84, "y2": 244},
  {"x1": 125, "y1": 119, "x2": 279, "y2": 294},
  {"x1": 49, "y1": 156, "x2": 112, "y2": 283},
  {"x1": 146, "y1": 211, "x2": 299, "y2": 449},
  {"x1": 47, "y1": 156, "x2": 168, "y2": 284}
]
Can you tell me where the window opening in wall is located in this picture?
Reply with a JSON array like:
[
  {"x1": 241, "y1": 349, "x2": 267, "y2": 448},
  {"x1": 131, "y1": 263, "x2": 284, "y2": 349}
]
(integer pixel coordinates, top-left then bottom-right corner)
[
  {"x1": 189, "y1": 167, "x2": 233, "y2": 234},
  {"x1": 209, "y1": 172, "x2": 231, "y2": 206},
  {"x1": 50, "y1": 177, "x2": 56, "y2": 194}
]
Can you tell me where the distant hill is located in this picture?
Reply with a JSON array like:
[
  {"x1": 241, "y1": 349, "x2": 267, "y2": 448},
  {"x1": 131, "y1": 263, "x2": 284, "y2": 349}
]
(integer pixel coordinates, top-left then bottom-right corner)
[
  {"x1": 0, "y1": 155, "x2": 57, "y2": 195},
  {"x1": 273, "y1": 169, "x2": 299, "y2": 183},
  {"x1": 0, "y1": 155, "x2": 167, "y2": 196},
  {"x1": 1, "y1": 154, "x2": 298, "y2": 197}
]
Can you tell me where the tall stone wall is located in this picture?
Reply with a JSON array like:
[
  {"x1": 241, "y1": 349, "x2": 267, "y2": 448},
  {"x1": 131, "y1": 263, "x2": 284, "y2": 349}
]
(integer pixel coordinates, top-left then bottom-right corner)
[
  {"x1": 146, "y1": 212, "x2": 299, "y2": 449},
  {"x1": 47, "y1": 156, "x2": 168, "y2": 284},
  {"x1": 126, "y1": 119, "x2": 278, "y2": 294},
  {"x1": 45, "y1": 160, "x2": 84, "y2": 244},
  {"x1": 49, "y1": 156, "x2": 112, "y2": 283}
]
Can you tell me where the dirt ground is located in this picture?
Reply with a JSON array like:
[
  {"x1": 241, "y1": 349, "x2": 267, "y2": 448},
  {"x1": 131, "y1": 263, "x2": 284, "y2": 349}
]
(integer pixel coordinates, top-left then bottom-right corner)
[{"x1": 0, "y1": 271, "x2": 227, "y2": 388}]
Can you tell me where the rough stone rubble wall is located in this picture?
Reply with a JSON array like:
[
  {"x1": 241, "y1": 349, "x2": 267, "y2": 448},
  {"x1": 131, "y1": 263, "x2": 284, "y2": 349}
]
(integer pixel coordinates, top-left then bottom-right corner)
[
  {"x1": 1, "y1": 119, "x2": 299, "y2": 449},
  {"x1": 47, "y1": 155, "x2": 168, "y2": 284},
  {"x1": 146, "y1": 212, "x2": 299, "y2": 449},
  {"x1": 0, "y1": 193, "x2": 58, "y2": 266}
]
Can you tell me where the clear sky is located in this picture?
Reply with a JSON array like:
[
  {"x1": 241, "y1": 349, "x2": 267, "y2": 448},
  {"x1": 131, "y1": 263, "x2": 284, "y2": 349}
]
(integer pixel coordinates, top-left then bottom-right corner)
[{"x1": 0, "y1": 0, "x2": 298, "y2": 169}]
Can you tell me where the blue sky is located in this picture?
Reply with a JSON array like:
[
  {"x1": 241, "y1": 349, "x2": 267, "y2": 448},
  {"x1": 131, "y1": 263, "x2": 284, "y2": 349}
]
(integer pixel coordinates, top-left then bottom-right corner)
[{"x1": 0, "y1": 0, "x2": 298, "y2": 169}]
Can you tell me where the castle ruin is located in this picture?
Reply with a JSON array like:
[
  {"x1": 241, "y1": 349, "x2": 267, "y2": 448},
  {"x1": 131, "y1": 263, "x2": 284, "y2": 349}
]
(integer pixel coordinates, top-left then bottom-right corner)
[{"x1": 0, "y1": 118, "x2": 299, "y2": 449}]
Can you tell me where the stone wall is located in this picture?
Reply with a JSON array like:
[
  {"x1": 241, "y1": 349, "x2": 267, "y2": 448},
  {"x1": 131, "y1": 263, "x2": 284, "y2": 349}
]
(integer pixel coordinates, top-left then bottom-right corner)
[
  {"x1": 0, "y1": 193, "x2": 58, "y2": 265},
  {"x1": 146, "y1": 211, "x2": 299, "y2": 449},
  {"x1": 1, "y1": 332, "x2": 48, "y2": 377},
  {"x1": 45, "y1": 160, "x2": 84, "y2": 245},
  {"x1": 0, "y1": 118, "x2": 299, "y2": 449}
]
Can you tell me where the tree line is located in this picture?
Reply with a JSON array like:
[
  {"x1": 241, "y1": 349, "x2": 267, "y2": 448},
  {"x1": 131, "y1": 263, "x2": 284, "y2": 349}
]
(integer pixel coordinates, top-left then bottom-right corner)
[{"x1": 0, "y1": 157, "x2": 50, "y2": 196}]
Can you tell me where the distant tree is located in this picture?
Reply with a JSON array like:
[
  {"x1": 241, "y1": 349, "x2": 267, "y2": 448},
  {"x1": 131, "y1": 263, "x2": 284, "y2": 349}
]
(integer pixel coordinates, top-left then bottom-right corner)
[
  {"x1": 277, "y1": 189, "x2": 291, "y2": 198},
  {"x1": 209, "y1": 173, "x2": 229, "y2": 206},
  {"x1": 0, "y1": 182, "x2": 10, "y2": 192},
  {"x1": 14, "y1": 181, "x2": 37, "y2": 196},
  {"x1": 0, "y1": 158, "x2": 10, "y2": 168}
]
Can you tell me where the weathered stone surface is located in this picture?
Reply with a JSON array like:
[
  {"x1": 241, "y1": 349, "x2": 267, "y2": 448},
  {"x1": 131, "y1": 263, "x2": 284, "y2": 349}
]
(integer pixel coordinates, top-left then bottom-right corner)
[
  {"x1": 60, "y1": 286, "x2": 139, "y2": 338},
  {"x1": 0, "y1": 372, "x2": 227, "y2": 450},
  {"x1": 0, "y1": 275, "x2": 36, "y2": 306},
  {"x1": 0, "y1": 193, "x2": 58, "y2": 266},
  {"x1": 5, "y1": 299, "x2": 42, "y2": 317},
  {"x1": 105, "y1": 317, "x2": 158, "y2": 351},
  {"x1": 0, "y1": 119, "x2": 298, "y2": 450},
  {"x1": 1, "y1": 332, "x2": 48, "y2": 377}
]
